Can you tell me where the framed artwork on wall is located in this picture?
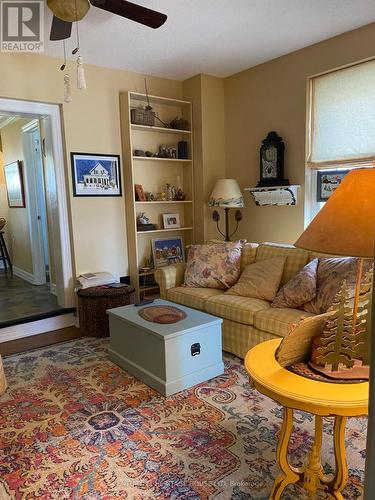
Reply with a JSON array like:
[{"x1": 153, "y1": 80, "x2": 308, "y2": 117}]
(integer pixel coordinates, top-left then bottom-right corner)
[
  {"x1": 152, "y1": 237, "x2": 185, "y2": 268},
  {"x1": 71, "y1": 152, "x2": 122, "y2": 197},
  {"x1": 4, "y1": 160, "x2": 26, "y2": 208},
  {"x1": 316, "y1": 169, "x2": 349, "y2": 202},
  {"x1": 162, "y1": 213, "x2": 181, "y2": 229}
]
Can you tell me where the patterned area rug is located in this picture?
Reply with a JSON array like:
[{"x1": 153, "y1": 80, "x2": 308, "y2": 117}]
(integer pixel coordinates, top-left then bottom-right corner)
[{"x1": 0, "y1": 338, "x2": 367, "y2": 499}]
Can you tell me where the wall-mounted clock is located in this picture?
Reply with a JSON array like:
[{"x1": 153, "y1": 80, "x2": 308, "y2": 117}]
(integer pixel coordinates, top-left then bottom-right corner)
[{"x1": 257, "y1": 131, "x2": 289, "y2": 187}]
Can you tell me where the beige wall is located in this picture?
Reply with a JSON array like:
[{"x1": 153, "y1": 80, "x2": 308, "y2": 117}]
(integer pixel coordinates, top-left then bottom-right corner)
[
  {"x1": 0, "y1": 150, "x2": 10, "y2": 254},
  {"x1": 0, "y1": 53, "x2": 183, "y2": 278},
  {"x1": 224, "y1": 23, "x2": 375, "y2": 244},
  {"x1": 1, "y1": 118, "x2": 33, "y2": 273},
  {"x1": 183, "y1": 74, "x2": 226, "y2": 242}
]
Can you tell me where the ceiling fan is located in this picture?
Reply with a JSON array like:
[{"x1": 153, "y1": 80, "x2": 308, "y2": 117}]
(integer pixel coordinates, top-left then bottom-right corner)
[{"x1": 47, "y1": 0, "x2": 168, "y2": 41}]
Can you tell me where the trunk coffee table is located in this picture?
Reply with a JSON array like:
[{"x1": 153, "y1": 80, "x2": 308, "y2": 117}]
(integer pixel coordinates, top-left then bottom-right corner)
[{"x1": 107, "y1": 299, "x2": 224, "y2": 396}]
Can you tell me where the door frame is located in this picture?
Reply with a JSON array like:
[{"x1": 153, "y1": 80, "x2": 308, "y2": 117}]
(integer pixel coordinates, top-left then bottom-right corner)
[
  {"x1": 0, "y1": 98, "x2": 75, "y2": 308},
  {"x1": 22, "y1": 119, "x2": 48, "y2": 286}
]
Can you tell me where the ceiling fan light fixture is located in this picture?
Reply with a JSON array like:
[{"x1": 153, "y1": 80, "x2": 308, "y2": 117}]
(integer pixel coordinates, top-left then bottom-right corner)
[{"x1": 47, "y1": 0, "x2": 90, "y2": 22}]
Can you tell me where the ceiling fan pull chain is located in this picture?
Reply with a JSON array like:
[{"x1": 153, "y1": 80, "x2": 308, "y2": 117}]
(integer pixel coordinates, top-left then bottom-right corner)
[
  {"x1": 77, "y1": 55, "x2": 87, "y2": 90},
  {"x1": 60, "y1": 39, "x2": 67, "y2": 71},
  {"x1": 72, "y1": 0, "x2": 80, "y2": 55}
]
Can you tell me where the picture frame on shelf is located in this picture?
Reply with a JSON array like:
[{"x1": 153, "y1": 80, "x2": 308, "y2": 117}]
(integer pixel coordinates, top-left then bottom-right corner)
[
  {"x1": 4, "y1": 161, "x2": 25, "y2": 208},
  {"x1": 316, "y1": 169, "x2": 349, "y2": 202},
  {"x1": 135, "y1": 184, "x2": 146, "y2": 201},
  {"x1": 163, "y1": 213, "x2": 181, "y2": 229},
  {"x1": 152, "y1": 237, "x2": 185, "y2": 268},
  {"x1": 71, "y1": 152, "x2": 121, "y2": 197}
]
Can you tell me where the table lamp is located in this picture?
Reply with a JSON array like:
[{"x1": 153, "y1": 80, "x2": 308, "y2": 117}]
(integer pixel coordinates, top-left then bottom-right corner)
[
  {"x1": 208, "y1": 179, "x2": 245, "y2": 241},
  {"x1": 294, "y1": 168, "x2": 375, "y2": 498}
]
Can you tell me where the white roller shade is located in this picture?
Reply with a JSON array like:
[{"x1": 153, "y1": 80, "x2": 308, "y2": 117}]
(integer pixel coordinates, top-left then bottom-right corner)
[{"x1": 310, "y1": 60, "x2": 375, "y2": 164}]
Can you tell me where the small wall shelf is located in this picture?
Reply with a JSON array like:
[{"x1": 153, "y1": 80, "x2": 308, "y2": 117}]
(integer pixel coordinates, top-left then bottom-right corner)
[{"x1": 244, "y1": 185, "x2": 301, "y2": 206}]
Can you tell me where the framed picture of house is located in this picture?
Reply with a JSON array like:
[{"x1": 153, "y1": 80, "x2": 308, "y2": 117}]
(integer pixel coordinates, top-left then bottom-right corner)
[
  {"x1": 71, "y1": 152, "x2": 122, "y2": 197},
  {"x1": 4, "y1": 160, "x2": 26, "y2": 208},
  {"x1": 316, "y1": 169, "x2": 349, "y2": 202},
  {"x1": 151, "y1": 237, "x2": 185, "y2": 268}
]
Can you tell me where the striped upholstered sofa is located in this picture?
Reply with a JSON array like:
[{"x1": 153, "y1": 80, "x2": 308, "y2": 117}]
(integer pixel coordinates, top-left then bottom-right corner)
[{"x1": 155, "y1": 242, "x2": 334, "y2": 359}]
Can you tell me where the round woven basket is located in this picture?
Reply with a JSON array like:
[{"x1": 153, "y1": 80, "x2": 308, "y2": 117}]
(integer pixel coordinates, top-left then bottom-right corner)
[{"x1": 0, "y1": 218, "x2": 6, "y2": 231}]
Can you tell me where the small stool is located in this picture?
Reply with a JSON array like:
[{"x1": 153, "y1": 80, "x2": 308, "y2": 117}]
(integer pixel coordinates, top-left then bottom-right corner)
[
  {"x1": 245, "y1": 339, "x2": 368, "y2": 500},
  {"x1": 0, "y1": 231, "x2": 12, "y2": 273},
  {"x1": 77, "y1": 285, "x2": 135, "y2": 337}
]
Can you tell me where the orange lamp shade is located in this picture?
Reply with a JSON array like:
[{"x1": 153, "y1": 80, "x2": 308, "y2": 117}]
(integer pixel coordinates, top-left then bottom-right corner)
[{"x1": 295, "y1": 168, "x2": 375, "y2": 258}]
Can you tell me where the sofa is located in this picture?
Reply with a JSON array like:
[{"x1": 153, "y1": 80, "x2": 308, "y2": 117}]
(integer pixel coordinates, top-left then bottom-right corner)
[{"x1": 155, "y1": 242, "x2": 337, "y2": 359}]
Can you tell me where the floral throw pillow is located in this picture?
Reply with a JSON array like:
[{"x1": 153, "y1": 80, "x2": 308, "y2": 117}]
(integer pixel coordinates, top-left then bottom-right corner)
[
  {"x1": 303, "y1": 257, "x2": 369, "y2": 314},
  {"x1": 184, "y1": 242, "x2": 242, "y2": 289},
  {"x1": 272, "y1": 258, "x2": 318, "y2": 309}
]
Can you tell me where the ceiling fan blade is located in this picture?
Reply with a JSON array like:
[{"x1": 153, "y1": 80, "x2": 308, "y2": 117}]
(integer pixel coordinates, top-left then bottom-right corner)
[
  {"x1": 90, "y1": 0, "x2": 167, "y2": 29},
  {"x1": 50, "y1": 16, "x2": 73, "y2": 40}
]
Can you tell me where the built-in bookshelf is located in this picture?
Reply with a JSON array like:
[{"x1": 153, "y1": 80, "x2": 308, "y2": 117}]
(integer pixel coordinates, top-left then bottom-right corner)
[{"x1": 120, "y1": 91, "x2": 195, "y2": 301}]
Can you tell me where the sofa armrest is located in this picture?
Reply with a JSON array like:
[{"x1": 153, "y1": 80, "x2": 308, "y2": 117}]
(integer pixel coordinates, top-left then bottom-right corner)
[{"x1": 154, "y1": 263, "x2": 186, "y2": 299}]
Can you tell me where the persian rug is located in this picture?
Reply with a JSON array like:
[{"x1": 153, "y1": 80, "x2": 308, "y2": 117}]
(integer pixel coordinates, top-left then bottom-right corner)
[{"x1": 0, "y1": 338, "x2": 366, "y2": 499}]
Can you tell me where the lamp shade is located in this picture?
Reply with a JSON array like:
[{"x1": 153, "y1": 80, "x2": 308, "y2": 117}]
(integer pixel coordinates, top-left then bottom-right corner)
[
  {"x1": 295, "y1": 168, "x2": 375, "y2": 258},
  {"x1": 208, "y1": 179, "x2": 244, "y2": 208}
]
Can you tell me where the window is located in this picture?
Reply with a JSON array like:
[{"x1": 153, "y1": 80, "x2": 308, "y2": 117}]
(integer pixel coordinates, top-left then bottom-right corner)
[{"x1": 306, "y1": 59, "x2": 375, "y2": 223}]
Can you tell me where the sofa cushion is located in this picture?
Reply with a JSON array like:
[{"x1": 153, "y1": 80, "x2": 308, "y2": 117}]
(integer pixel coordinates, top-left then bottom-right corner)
[
  {"x1": 272, "y1": 258, "x2": 318, "y2": 309},
  {"x1": 255, "y1": 243, "x2": 309, "y2": 286},
  {"x1": 226, "y1": 257, "x2": 286, "y2": 301},
  {"x1": 240, "y1": 243, "x2": 259, "y2": 270},
  {"x1": 254, "y1": 307, "x2": 314, "y2": 337},
  {"x1": 205, "y1": 294, "x2": 270, "y2": 326},
  {"x1": 167, "y1": 287, "x2": 224, "y2": 310},
  {"x1": 184, "y1": 241, "x2": 242, "y2": 289},
  {"x1": 303, "y1": 257, "x2": 363, "y2": 314}
]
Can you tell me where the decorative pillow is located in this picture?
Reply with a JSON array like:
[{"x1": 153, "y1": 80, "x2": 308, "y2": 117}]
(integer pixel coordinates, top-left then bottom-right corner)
[
  {"x1": 303, "y1": 257, "x2": 364, "y2": 314},
  {"x1": 272, "y1": 258, "x2": 318, "y2": 309},
  {"x1": 226, "y1": 257, "x2": 286, "y2": 301},
  {"x1": 183, "y1": 241, "x2": 242, "y2": 289}
]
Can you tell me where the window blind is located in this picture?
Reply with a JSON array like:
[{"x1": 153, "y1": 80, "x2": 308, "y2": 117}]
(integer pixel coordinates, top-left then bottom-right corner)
[{"x1": 309, "y1": 59, "x2": 375, "y2": 166}]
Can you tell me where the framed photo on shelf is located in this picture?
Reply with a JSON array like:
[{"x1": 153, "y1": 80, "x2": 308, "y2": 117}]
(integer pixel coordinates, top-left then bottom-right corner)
[
  {"x1": 316, "y1": 169, "x2": 349, "y2": 202},
  {"x1": 152, "y1": 237, "x2": 185, "y2": 268},
  {"x1": 71, "y1": 152, "x2": 121, "y2": 197},
  {"x1": 135, "y1": 184, "x2": 146, "y2": 201},
  {"x1": 162, "y1": 213, "x2": 181, "y2": 229},
  {"x1": 4, "y1": 161, "x2": 25, "y2": 208}
]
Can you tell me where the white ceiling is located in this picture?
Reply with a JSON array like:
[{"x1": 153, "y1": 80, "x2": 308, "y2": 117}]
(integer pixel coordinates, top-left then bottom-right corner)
[{"x1": 43, "y1": 0, "x2": 375, "y2": 81}]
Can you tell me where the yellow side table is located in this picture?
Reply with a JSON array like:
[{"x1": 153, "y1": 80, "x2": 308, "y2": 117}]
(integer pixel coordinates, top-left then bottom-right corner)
[{"x1": 244, "y1": 339, "x2": 368, "y2": 500}]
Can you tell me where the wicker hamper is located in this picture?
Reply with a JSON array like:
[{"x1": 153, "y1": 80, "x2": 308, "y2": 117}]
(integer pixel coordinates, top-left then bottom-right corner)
[{"x1": 77, "y1": 285, "x2": 135, "y2": 337}]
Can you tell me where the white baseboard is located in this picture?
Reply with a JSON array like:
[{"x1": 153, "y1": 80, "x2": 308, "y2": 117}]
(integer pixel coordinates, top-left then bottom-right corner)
[
  {"x1": 0, "y1": 313, "x2": 77, "y2": 343},
  {"x1": 13, "y1": 266, "x2": 35, "y2": 285}
]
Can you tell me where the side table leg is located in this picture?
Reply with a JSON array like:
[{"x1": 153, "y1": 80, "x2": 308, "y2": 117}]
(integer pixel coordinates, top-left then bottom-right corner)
[
  {"x1": 304, "y1": 415, "x2": 325, "y2": 497},
  {"x1": 329, "y1": 416, "x2": 348, "y2": 500},
  {"x1": 271, "y1": 407, "x2": 300, "y2": 500}
]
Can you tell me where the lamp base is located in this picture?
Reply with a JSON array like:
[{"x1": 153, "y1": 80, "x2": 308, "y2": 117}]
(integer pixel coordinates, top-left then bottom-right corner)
[{"x1": 308, "y1": 360, "x2": 369, "y2": 381}]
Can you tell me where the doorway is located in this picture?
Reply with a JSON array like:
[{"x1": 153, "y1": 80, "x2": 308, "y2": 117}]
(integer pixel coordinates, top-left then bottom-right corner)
[{"x1": 0, "y1": 98, "x2": 75, "y2": 331}]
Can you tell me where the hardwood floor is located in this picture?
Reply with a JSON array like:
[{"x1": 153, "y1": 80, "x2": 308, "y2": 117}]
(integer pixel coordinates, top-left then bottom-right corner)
[{"x1": 0, "y1": 326, "x2": 82, "y2": 356}]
